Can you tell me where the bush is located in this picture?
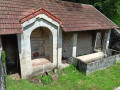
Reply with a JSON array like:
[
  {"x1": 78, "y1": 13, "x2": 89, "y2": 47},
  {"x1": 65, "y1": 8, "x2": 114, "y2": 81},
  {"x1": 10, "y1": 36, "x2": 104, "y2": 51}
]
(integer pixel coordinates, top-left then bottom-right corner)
[
  {"x1": 1, "y1": 50, "x2": 6, "y2": 66},
  {"x1": 41, "y1": 75, "x2": 52, "y2": 85}
]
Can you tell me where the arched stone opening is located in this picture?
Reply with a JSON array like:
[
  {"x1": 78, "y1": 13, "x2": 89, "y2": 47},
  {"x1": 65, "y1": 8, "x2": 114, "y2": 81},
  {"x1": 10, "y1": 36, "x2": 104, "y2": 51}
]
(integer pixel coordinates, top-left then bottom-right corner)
[{"x1": 30, "y1": 27, "x2": 53, "y2": 66}]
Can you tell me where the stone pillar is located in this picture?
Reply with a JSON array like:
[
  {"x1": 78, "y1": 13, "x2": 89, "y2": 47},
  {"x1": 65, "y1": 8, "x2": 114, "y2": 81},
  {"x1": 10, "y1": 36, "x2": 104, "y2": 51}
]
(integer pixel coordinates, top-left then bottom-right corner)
[
  {"x1": 57, "y1": 27, "x2": 62, "y2": 68},
  {"x1": 72, "y1": 33, "x2": 77, "y2": 57},
  {"x1": 17, "y1": 34, "x2": 33, "y2": 78},
  {"x1": 52, "y1": 29, "x2": 58, "y2": 66},
  {"x1": 102, "y1": 29, "x2": 111, "y2": 56},
  {"x1": 94, "y1": 32, "x2": 102, "y2": 51}
]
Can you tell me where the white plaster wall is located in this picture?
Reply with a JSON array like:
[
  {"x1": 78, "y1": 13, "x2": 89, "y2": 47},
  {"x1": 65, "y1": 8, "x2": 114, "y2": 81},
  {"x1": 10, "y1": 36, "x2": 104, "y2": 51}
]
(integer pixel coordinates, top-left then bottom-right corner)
[
  {"x1": 72, "y1": 33, "x2": 77, "y2": 57},
  {"x1": 57, "y1": 27, "x2": 62, "y2": 67},
  {"x1": 76, "y1": 31, "x2": 94, "y2": 56}
]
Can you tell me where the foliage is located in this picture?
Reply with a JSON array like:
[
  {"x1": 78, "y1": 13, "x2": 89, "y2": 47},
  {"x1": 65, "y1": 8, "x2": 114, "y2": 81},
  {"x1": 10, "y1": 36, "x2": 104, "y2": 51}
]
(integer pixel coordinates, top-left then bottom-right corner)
[
  {"x1": 41, "y1": 75, "x2": 52, "y2": 85},
  {"x1": 112, "y1": 1, "x2": 120, "y2": 26},
  {"x1": 35, "y1": 75, "x2": 42, "y2": 79},
  {"x1": 6, "y1": 63, "x2": 120, "y2": 90},
  {"x1": 1, "y1": 50, "x2": 6, "y2": 67}
]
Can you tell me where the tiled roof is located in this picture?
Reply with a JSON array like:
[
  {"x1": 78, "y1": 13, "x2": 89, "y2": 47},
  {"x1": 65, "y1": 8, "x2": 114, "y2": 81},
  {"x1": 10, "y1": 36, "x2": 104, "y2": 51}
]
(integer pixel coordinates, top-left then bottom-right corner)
[
  {"x1": 0, "y1": 0, "x2": 118, "y2": 35},
  {"x1": 20, "y1": 8, "x2": 61, "y2": 24}
]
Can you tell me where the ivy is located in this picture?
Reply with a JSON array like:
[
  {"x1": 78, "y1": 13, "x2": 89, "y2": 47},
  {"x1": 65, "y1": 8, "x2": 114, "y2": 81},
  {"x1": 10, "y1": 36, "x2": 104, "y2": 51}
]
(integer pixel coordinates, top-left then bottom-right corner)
[{"x1": 1, "y1": 50, "x2": 6, "y2": 67}]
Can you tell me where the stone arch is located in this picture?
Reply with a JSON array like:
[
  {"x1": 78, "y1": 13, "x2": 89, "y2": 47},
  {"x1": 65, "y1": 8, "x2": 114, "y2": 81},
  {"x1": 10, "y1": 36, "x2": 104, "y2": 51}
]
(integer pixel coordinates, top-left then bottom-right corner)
[
  {"x1": 18, "y1": 17, "x2": 59, "y2": 78},
  {"x1": 22, "y1": 19, "x2": 58, "y2": 66},
  {"x1": 30, "y1": 27, "x2": 53, "y2": 63}
]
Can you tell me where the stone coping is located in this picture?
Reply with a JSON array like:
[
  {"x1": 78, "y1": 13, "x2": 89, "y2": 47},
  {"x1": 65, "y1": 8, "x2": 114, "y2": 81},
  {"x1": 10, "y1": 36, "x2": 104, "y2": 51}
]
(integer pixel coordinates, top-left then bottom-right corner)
[{"x1": 76, "y1": 52, "x2": 104, "y2": 64}]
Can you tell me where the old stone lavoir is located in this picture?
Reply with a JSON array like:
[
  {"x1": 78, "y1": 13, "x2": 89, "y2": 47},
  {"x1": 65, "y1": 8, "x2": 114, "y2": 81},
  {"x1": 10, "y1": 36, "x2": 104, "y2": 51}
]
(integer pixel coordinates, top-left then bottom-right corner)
[{"x1": 0, "y1": 0, "x2": 119, "y2": 78}]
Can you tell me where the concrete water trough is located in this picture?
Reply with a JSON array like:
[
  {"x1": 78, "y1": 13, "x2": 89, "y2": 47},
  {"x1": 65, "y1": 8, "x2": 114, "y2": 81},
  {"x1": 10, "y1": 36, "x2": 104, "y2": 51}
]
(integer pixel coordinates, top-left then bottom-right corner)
[{"x1": 68, "y1": 52, "x2": 120, "y2": 74}]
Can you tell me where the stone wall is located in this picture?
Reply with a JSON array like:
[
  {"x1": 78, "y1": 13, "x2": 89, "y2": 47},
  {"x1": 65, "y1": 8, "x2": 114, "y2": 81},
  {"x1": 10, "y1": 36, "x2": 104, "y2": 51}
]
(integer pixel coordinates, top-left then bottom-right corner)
[
  {"x1": 86, "y1": 54, "x2": 120, "y2": 74},
  {"x1": 62, "y1": 32, "x2": 73, "y2": 59},
  {"x1": 62, "y1": 31, "x2": 95, "y2": 59},
  {"x1": 0, "y1": 37, "x2": 5, "y2": 90},
  {"x1": 0, "y1": 60, "x2": 6, "y2": 90},
  {"x1": 30, "y1": 27, "x2": 53, "y2": 62},
  {"x1": 69, "y1": 54, "x2": 120, "y2": 75},
  {"x1": 94, "y1": 31, "x2": 103, "y2": 50},
  {"x1": 77, "y1": 31, "x2": 94, "y2": 56}
]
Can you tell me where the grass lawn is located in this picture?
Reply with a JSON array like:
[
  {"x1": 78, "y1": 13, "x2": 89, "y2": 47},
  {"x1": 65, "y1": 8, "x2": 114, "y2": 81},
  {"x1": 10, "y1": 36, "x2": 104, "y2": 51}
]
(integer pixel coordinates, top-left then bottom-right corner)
[{"x1": 6, "y1": 62, "x2": 120, "y2": 90}]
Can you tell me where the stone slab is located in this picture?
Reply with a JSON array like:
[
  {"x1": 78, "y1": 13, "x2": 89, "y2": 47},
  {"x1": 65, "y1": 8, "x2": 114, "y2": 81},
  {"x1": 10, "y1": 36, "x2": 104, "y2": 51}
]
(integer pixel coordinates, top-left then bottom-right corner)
[{"x1": 69, "y1": 54, "x2": 120, "y2": 75}]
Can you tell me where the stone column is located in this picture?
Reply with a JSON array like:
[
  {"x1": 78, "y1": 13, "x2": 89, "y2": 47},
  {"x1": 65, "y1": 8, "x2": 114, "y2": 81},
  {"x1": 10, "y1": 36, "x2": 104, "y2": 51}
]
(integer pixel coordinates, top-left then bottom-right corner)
[
  {"x1": 102, "y1": 29, "x2": 111, "y2": 56},
  {"x1": 17, "y1": 34, "x2": 33, "y2": 78},
  {"x1": 94, "y1": 31, "x2": 102, "y2": 51},
  {"x1": 72, "y1": 33, "x2": 77, "y2": 57},
  {"x1": 52, "y1": 29, "x2": 58, "y2": 66},
  {"x1": 57, "y1": 27, "x2": 62, "y2": 68}
]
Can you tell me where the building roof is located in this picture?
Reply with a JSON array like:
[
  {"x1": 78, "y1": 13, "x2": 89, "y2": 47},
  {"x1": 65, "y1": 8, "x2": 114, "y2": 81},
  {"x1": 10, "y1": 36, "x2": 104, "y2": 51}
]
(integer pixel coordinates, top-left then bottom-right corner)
[
  {"x1": 19, "y1": 8, "x2": 61, "y2": 24},
  {"x1": 0, "y1": 0, "x2": 119, "y2": 35}
]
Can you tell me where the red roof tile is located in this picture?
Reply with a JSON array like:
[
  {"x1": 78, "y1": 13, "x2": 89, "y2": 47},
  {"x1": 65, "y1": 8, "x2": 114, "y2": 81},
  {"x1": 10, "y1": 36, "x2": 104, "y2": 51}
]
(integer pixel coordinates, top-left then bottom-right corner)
[
  {"x1": 19, "y1": 8, "x2": 61, "y2": 24},
  {"x1": 0, "y1": 0, "x2": 118, "y2": 35}
]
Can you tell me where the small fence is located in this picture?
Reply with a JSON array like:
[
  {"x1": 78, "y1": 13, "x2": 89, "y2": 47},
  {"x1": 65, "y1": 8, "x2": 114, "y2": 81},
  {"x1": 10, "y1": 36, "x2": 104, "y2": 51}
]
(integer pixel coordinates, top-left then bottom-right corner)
[{"x1": 0, "y1": 59, "x2": 6, "y2": 90}]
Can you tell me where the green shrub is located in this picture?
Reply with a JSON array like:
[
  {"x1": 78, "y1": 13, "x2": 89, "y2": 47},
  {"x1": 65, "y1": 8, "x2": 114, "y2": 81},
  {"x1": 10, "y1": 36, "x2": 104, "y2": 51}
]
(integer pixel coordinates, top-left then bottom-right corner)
[
  {"x1": 1, "y1": 50, "x2": 6, "y2": 66},
  {"x1": 36, "y1": 75, "x2": 42, "y2": 79},
  {"x1": 41, "y1": 75, "x2": 52, "y2": 85}
]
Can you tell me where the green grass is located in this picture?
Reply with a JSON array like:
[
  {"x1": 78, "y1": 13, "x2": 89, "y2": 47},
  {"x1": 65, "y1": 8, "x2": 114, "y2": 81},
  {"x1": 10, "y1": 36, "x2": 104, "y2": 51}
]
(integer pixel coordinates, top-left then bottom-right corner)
[
  {"x1": 7, "y1": 63, "x2": 120, "y2": 90},
  {"x1": 41, "y1": 75, "x2": 52, "y2": 85}
]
